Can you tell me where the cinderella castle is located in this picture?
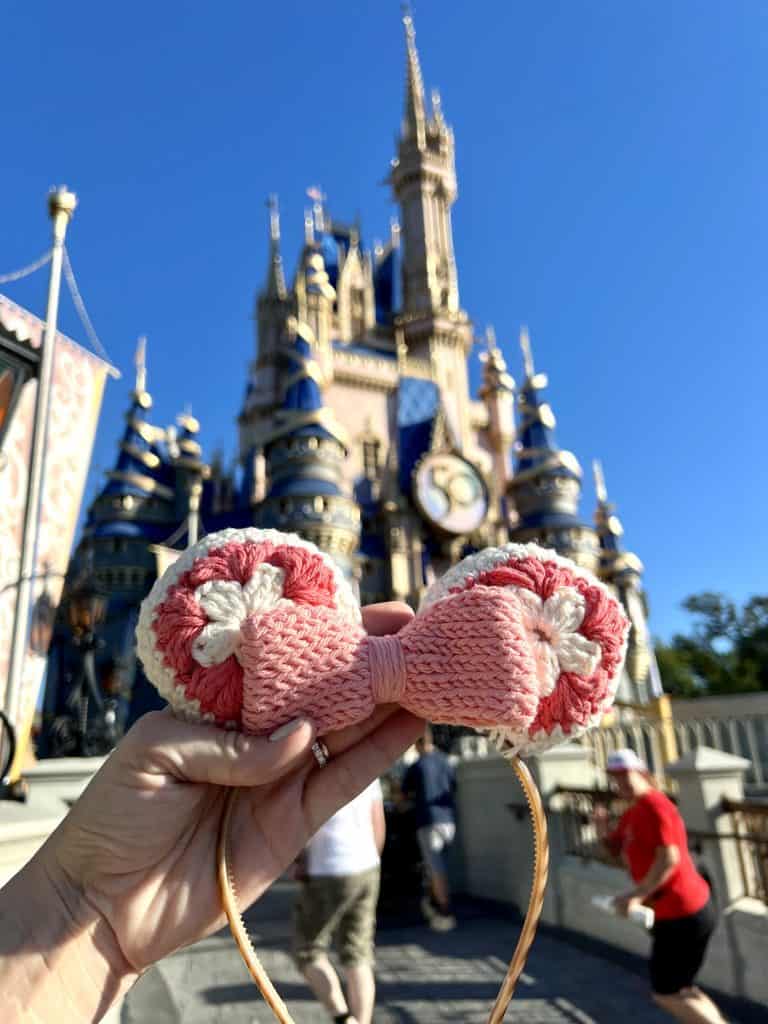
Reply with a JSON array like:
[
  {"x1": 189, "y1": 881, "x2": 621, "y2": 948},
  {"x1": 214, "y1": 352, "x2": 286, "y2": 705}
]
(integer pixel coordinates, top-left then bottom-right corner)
[{"x1": 43, "y1": 13, "x2": 657, "y2": 735}]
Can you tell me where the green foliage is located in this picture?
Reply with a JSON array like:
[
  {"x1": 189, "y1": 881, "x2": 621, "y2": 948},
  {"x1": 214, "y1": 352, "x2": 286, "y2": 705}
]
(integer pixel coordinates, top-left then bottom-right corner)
[{"x1": 655, "y1": 592, "x2": 767, "y2": 698}]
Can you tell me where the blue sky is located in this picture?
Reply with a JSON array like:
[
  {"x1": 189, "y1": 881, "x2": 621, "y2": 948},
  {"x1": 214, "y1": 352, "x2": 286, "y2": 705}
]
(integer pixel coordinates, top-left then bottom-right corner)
[{"x1": 2, "y1": 1, "x2": 766, "y2": 640}]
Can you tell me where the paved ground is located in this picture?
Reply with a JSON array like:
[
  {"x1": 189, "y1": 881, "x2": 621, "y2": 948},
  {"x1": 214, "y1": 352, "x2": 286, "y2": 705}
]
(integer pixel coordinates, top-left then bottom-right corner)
[{"x1": 122, "y1": 882, "x2": 756, "y2": 1023}]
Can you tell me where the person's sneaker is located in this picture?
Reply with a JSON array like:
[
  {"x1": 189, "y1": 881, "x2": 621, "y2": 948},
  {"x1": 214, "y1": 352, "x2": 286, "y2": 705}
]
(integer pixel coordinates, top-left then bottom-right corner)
[
  {"x1": 420, "y1": 895, "x2": 437, "y2": 922},
  {"x1": 430, "y1": 911, "x2": 457, "y2": 932}
]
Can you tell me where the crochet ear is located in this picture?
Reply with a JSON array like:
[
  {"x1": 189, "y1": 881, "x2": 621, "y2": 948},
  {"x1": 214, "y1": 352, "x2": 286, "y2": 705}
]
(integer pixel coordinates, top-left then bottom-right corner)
[
  {"x1": 422, "y1": 543, "x2": 629, "y2": 756},
  {"x1": 135, "y1": 528, "x2": 360, "y2": 729}
]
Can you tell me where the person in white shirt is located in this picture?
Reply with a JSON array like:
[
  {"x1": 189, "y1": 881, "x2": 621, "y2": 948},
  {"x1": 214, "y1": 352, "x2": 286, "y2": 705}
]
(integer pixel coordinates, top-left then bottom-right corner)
[{"x1": 293, "y1": 779, "x2": 385, "y2": 1024}]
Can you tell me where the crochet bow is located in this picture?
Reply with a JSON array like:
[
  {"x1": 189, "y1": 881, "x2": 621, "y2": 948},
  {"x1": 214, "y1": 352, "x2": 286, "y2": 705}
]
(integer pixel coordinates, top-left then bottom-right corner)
[{"x1": 137, "y1": 528, "x2": 629, "y2": 756}]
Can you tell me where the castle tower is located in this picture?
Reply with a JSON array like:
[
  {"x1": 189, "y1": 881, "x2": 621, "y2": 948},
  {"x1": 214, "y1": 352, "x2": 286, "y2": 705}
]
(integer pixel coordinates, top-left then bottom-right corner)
[
  {"x1": 240, "y1": 197, "x2": 292, "y2": 453},
  {"x1": 389, "y1": 11, "x2": 474, "y2": 451},
  {"x1": 593, "y1": 460, "x2": 658, "y2": 702},
  {"x1": 507, "y1": 328, "x2": 599, "y2": 571},
  {"x1": 478, "y1": 325, "x2": 516, "y2": 539},
  {"x1": 80, "y1": 337, "x2": 177, "y2": 571},
  {"x1": 43, "y1": 339, "x2": 180, "y2": 747},
  {"x1": 257, "y1": 319, "x2": 360, "y2": 574},
  {"x1": 170, "y1": 409, "x2": 210, "y2": 546},
  {"x1": 293, "y1": 229, "x2": 336, "y2": 383}
]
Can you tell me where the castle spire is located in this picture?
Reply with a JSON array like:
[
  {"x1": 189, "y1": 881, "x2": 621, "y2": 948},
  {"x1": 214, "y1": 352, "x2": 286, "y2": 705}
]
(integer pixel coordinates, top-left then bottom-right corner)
[
  {"x1": 133, "y1": 335, "x2": 149, "y2": 407},
  {"x1": 257, "y1": 325, "x2": 359, "y2": 574},
  {"x1": 520, "y1": 325, "x2": 535, "y2": 380},
  {"x1": 402, "y1": 7, "x2": 427, "y2": 147},
  {"x1": 592, "y1": 459, "x2": 657, "y2": 701},
  {"x1": 265, "y1": 195, "x2": 287, "y2": 299},
  {"x1": 507, "y1": 327, "x2": 599, "y2": 571}
]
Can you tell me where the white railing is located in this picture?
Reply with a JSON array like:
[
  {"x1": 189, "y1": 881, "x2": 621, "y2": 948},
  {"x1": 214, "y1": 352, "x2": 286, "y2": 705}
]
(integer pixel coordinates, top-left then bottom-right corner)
[
  {"x1": 584, "y1": 693, "x2": 768, "y2": 788},
  {"x1": 672, "y1": 693, "x2": 768, "y2": 787}
]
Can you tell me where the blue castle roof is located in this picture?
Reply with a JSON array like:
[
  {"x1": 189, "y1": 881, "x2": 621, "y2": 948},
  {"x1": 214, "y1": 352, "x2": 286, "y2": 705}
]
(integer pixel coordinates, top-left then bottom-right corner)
[
  {"x1": 515, "y1": 378, "x2": 580, "y2": 481},
  {"x1": 282, "y1": 335, "x2": 323, "y2": 412},
  {"x1": 397, "y1": 377, "x2": 439, "y2": 494}
]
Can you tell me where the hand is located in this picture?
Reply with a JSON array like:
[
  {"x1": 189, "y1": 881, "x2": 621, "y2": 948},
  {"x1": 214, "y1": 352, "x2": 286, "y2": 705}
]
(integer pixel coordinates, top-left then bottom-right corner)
[
  {"x1": 613, "y1": 892, "x2": 643, "y2": 918},
  {"x1": 29, "y1": 603, "x2": 424, "y2": 976}
]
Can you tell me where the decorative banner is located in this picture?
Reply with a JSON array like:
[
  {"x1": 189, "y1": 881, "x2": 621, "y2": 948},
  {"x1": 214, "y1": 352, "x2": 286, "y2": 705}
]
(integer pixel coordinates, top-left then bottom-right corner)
[{"x1": 0, "y1": 295, "x2": 110, "y2": 777}]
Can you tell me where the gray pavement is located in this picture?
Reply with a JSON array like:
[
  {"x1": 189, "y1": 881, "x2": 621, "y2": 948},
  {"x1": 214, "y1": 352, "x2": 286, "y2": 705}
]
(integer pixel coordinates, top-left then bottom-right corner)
[{"x1": 122, "y1": 882, "x2": 750, "y2": 1024}]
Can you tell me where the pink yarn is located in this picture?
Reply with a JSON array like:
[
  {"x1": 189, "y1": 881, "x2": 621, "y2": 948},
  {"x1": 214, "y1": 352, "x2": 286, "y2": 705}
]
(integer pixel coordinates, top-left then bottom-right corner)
[
  {"x1": 453, "y1": 557, "x2": 628, "y2": 741},
  {"x1": 142, "y1": 531, "x2": 628, "y2": 751},
  {"x1": 236, "y1": 587, "x2": 540, "y2": 737},
  {"x1": 152, "y1": 540, "x2": 340, "y2": 726}
]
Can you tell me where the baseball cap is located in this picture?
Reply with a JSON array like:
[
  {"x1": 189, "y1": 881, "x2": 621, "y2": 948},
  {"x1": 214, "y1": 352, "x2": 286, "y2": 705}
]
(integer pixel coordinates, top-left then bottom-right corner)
[{"x1": 606, "y1": 748, "x2": 647, "y2": 773}]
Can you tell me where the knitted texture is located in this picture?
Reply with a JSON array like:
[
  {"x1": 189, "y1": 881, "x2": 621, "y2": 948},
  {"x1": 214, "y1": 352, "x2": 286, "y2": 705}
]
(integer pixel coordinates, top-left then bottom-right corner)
[
  {"x1": 136, "y1": 528, "x2": 629, "y2": 756},
  {"x1": 236, "y1": 587, "x2": 539, "y2": 736}
]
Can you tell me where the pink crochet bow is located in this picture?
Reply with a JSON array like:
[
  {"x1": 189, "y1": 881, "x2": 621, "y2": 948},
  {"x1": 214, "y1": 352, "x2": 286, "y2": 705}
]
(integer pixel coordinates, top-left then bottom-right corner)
[{"x1": 136, "y1": 528, "x2": 629, "y2": 756}]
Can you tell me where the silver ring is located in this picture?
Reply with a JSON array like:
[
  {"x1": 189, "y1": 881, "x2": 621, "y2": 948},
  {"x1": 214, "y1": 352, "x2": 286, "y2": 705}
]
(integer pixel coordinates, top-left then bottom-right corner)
[{"x1": 311, "y1": 740, "x2": 330, "y2": 768}]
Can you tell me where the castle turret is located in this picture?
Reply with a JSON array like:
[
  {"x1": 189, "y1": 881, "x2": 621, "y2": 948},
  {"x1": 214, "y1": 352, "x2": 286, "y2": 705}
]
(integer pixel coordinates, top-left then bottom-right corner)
[
  {"x1": 389, "y1": 10, "x2": 473, "y2": 451},
  {"x1": 391, "y1": 12, "x2": 459, "y2": 316},
  {"x1": 507, "y1": 328, "x2": 599, "y2": 571},
  {"x1": 81, "y1": 337, "x2": 177, "y2": 564},
  {"x1": 257, "y1": 319, "x2": 360, "y2": 574},
  {"x1": 240, "y1": 197, "x2": 292, "y2": 451},
  {"x1": 479, "y1": 326, "x2": 516, "y2": 538},
  {"x1": 593, "y1": 459, "x2": 658, "y2": 702},
  {"x1": 45, "y1": 339, "x2": 179, "y2": 747},
  {"x1": 169, "y1": 409, "x2": 210, "y2": 546}
]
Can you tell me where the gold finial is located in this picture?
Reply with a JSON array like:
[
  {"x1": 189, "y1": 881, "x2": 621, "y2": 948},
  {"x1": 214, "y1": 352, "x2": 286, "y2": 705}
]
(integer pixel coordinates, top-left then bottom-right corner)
[
  {"x1": 268, "y1": 194, "x2": 280, "y2": 242},
  {"x1": 520, "y1": 325, "x2": 534, "y2": 378},
  {"x1": 395, "y1": 325, "x2": 408, "y2": 374},
  {"x1": 134, "y1": 335, "x2": 147, "y2": 394},
  {"x1": 593, "y1": 459, "x2": 608, "y2": 504},
  {"x1": 304, "y1": 208, "x2": 314, "y2": 244},
  {"x1": 402, "y1": 2, "x2": 415, "y2": 39},
  {"x1": 177, "y1": 405, "x2": 201, "y2": 435},
  {"x1": 401, "y1": 3, "x2": 427, "y2": 145},
  {"x1": 307, "y1": 185, "x2": 327, "y2": 232}
]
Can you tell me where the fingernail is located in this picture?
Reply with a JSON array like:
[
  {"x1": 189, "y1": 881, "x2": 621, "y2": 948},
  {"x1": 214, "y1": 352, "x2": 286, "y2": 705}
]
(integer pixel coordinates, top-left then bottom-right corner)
[{"x1": 268, "y1": 717, "x2": 310, "y2": 742}]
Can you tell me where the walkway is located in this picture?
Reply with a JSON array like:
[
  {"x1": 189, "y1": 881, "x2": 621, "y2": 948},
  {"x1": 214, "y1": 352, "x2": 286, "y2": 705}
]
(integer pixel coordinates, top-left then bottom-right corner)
[{"x1": 122, "y1": 882, "x2": 755, "y2": 1023}]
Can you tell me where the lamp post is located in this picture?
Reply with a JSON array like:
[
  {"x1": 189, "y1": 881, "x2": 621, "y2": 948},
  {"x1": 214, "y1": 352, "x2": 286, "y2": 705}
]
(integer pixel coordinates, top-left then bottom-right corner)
[{"x1": 66, "y1": 576, "x2": 107, "y2": 756}]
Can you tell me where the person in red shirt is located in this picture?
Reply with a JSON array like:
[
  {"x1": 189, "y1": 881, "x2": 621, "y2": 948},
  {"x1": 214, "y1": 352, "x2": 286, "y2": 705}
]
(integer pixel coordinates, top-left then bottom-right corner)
[{"x1": 602, "y1": 749, "x2": 727, "y2": 1024}]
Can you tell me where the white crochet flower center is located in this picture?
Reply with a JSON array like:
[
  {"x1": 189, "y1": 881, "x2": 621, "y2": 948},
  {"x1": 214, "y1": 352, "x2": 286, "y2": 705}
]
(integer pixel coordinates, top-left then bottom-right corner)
[
  {"x1": 419, "y1": 542, "x2": 629, "y2": 756},
  {"x1": 191, "y1": 564, "x2": 286, "y2": 667},
  {"x1": 516, "y1": 586, "x2": 601, "y2": 697},
  {"x1": 135, "y1": 527, "x2": 361, "y2": 726}
]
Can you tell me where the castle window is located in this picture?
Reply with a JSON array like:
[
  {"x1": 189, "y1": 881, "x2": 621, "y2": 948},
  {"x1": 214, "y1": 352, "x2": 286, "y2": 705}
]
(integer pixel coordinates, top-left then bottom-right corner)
[
  {"x1": 350, "y1": 286, "x2": 366, "y2": 337},
  {"x1": 362, "y1": 438, "x2": 381, "y2": 479}
]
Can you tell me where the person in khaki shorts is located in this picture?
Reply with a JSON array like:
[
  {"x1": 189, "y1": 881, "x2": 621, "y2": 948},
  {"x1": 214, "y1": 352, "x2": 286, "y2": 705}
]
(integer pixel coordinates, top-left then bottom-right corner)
[{"x1": 293, "y1": 779, "x2": 385, "y2": 1024}]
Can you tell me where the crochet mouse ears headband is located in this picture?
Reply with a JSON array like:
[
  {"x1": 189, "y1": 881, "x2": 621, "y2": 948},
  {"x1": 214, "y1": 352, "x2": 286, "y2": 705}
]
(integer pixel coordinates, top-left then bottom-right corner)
[
  {"x1": 136, "y1": 527, "x2": 629, "y2": 755},
  {"x1": 136, "y1": 527, "x2": 629, "y2": 1023}
]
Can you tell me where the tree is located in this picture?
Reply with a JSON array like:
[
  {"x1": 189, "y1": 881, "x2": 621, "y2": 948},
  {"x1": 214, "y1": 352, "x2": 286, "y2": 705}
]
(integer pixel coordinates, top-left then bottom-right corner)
[{"x1": 655, "y1": 592, "x2": 767, "y2": 697}]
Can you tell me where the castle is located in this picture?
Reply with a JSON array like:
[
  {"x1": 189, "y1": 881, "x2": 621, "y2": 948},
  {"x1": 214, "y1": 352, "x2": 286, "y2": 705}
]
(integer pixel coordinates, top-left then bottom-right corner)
[{"x1": 43, "y1": 14, "x2": 656, "y2": 735}]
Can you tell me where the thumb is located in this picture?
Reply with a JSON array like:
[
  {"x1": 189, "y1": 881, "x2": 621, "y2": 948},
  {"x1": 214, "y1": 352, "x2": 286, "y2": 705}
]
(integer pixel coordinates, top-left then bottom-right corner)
[{"x1": 123, "y1": 709, "x2": 316, "y2": 787}]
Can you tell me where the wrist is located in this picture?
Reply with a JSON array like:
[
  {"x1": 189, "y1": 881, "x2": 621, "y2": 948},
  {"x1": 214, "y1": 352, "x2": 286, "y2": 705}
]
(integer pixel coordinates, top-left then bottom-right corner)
[{"x1": 0, "y1": 852, "x2": 137, "y2": 1023}]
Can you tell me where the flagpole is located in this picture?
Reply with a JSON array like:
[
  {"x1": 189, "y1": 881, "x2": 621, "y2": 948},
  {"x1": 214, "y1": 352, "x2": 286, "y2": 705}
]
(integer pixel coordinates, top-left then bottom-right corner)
[{"x1": 3, "y1": 188, "x2": 77, "y2": 752}]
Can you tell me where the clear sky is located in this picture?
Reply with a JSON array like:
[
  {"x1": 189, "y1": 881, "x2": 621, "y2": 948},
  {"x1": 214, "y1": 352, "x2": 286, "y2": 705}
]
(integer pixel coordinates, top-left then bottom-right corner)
[{"x1": 2, "y1": 1, "x2": 766, "y2": 641}]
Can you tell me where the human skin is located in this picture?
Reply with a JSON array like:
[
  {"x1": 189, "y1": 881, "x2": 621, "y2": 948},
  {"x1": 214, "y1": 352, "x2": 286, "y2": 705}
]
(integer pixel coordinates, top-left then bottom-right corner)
[{"x1": 0, "y1": 602, "x2": 423, "y2": 1024}]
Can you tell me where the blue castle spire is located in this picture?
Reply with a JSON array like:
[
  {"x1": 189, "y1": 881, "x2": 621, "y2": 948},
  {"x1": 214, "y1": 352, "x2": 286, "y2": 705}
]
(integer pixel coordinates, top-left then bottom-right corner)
[
  {"x1": 507, "y1": 328, "x2": 599, "y2": 570},
  {"x1": 86, "y1": 337, "x2": 177, "y2": 541},
  {"x1": 257, "y1": 318, "x2": 359, "y2": 572}
]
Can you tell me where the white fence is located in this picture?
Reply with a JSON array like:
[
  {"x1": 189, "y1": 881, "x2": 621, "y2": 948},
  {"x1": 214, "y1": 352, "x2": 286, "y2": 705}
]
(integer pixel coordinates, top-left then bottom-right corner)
[{"x1": 584, "y1": 692, "x2": 768, "y2": 788}]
